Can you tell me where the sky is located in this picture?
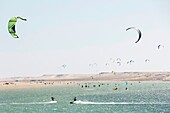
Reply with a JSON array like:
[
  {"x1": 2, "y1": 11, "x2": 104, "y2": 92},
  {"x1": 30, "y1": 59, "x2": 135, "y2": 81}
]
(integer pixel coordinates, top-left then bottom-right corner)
[{"x1": 0, "y1": 0, "x2": 170, "y2": 78}]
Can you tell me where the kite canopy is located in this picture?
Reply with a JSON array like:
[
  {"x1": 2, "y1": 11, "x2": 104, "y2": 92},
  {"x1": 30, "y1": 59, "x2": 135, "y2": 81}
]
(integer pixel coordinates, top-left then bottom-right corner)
[
  {"x1": 116, "y1": 61, "x2": 121, "y2": 66},
  {"x1": 145, "y1": 59, "x2": 150, "y2": 63},
  {"x1": 127, "y1": 60, "x2": 134, "y2": 64},
  {"x1": 126, "y1": 27, "x2": 142, "y2": 43},
  {"x1": 8, "y1": 16, "x2": 27, "y2": 38},
  {"x1": 158, "y1": 44, "x2": 164, "y2": 49}
]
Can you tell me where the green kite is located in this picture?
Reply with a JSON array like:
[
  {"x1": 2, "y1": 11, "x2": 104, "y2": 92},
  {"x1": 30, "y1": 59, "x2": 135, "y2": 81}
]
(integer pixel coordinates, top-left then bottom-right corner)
[{"x1": 8, "y1": 16, "x2": 27, "y2": 38}]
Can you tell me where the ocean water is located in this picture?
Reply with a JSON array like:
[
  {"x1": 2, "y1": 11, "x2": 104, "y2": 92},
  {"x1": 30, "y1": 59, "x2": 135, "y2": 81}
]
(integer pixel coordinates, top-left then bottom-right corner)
[{"x1": 0, "y1": 82, "x2": 170, "y2": 113}]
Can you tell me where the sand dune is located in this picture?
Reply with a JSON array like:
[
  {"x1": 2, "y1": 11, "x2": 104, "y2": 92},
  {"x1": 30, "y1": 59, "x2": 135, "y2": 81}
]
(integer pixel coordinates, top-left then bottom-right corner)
[
  {"x1": 1, "y1": 72, "x2": 170, "y2": 89},
  {"x1": 1, "y1": 72, "x2": 170, "y2": 82}
]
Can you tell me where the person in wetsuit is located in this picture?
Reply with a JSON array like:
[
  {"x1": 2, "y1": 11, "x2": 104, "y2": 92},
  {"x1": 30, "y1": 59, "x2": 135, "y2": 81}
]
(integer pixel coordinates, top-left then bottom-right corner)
[
  {"x1": 51, "y1": 97, "x2": 55, "y2": 101},
  {"x1": 74, "y1": 97, "x2": 77, "y2": 101}
]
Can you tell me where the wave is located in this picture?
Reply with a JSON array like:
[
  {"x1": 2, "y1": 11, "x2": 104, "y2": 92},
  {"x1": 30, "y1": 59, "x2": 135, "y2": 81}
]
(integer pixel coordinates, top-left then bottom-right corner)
[
  {"x1": 0, "y1": 103, "x2": 6, "y2": 106},
  {"x1": 1, "y1": 100, "x2": 169, "y2": 106},
  {"x1": 72, "y1": 100, "x2": 170, "y2": 105},
  {"x1": 11, "y1": 101, "x2": 57, "y2": 105},
  {"x1": 83, "y1": 89, "x2": 94, "y2": 91}
]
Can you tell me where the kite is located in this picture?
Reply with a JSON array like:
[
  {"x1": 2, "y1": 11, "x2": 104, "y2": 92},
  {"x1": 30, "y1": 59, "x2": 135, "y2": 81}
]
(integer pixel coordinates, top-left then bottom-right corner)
[
  {"x1": 158, "y1": 45, "x2": 164, "y2": 49},
  {"x1": 126, "y1": 27, "x2": 142, "y2": 43},
  {"x1": 8, "y1": 16, "x2": 27, "y2": 38}
]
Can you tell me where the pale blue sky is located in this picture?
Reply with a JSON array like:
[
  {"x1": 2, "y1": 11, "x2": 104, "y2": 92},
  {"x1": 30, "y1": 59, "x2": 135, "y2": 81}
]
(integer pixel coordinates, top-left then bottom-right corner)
[{"x1": 0, "y1": 0, "x2": 170, "y2": 77}]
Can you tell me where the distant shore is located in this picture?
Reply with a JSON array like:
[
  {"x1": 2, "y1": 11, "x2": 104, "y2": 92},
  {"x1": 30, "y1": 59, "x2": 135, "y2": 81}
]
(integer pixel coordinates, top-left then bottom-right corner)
[{"x1": 1, "y1": 72, "x2": 170, "y2": 89}]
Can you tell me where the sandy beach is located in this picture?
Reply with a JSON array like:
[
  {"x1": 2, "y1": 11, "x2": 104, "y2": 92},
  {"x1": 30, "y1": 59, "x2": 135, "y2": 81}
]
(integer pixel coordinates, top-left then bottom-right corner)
[{"x1": 0, "y1": 72, "x2": 170, "y2": 89}]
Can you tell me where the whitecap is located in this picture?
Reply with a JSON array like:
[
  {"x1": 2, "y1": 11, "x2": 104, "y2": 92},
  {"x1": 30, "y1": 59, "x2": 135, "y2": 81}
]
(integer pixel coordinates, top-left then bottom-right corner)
[
  {"x1": 10, "y1": 101, "x2": 57, "y2": 105},
  {"x1": 72, "y1": 100, "x2": 170, "y2": 105}
]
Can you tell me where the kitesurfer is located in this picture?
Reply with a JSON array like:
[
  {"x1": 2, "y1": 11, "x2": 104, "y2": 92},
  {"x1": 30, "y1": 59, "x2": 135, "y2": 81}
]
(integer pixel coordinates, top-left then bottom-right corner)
[
  {"x1": 70, "y1": 97, "x2": 77, "y2": 104},
  {"x1": 51, "y1": 97, "x2": 55, "y2": 101},
  {"x1": 74, "y1": 97, "x2": 77, "y2": 101},
  {"x1": 112, "y1": 87, "x2": 118, "y2": 90}
]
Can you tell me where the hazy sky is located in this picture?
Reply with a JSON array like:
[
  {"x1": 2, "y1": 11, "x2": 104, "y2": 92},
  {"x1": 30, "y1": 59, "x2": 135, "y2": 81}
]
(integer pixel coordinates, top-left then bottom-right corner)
[{"x1": 0, "y1": 0, "x2": 170, "y2": 77}]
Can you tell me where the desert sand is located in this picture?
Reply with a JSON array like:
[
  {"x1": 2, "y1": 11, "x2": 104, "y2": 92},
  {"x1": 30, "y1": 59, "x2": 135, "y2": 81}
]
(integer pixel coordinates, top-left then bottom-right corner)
[{"x1": 0, "y1": 72, "x2": 170, "y2": 89}]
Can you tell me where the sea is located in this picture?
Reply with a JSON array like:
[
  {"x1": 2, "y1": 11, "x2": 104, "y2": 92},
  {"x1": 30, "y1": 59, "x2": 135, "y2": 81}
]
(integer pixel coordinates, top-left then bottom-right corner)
[{"x1": 0, "y1": 82, "x2": 170, "y2": 113}]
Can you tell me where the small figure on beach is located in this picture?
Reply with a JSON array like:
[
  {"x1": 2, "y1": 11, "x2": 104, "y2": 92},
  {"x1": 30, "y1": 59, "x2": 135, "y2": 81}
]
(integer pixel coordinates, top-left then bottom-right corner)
[{"x1": 51, "y1": 97, "x2": 55, "y2": 101}]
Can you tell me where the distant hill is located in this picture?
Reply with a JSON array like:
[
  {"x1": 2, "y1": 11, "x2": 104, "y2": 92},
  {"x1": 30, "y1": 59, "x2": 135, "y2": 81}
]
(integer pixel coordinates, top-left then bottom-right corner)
[{"x1": 1, "y1": 72, "x2": 170, "y2": 82}]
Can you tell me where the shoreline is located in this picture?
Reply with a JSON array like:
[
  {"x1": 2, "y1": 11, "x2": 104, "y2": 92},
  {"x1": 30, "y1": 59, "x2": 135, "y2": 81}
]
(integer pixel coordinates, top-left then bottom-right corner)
[
  {"x1": 1, "y1": 72, "x2": 170, "y2": 89},
  {"x1": 0, "y1": 80, "x2": 168, "y2": 90}
]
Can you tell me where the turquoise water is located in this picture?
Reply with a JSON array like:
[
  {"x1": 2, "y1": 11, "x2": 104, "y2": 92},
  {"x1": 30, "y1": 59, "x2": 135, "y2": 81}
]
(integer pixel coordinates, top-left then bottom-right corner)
[{"x1": 0, "y1": 82, "x2": 170, "y2": 113}]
